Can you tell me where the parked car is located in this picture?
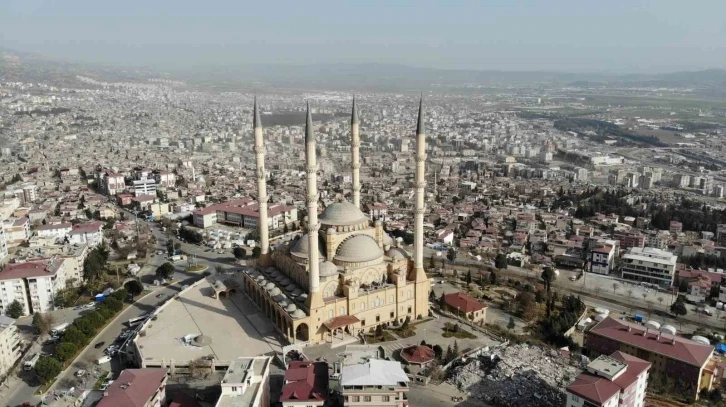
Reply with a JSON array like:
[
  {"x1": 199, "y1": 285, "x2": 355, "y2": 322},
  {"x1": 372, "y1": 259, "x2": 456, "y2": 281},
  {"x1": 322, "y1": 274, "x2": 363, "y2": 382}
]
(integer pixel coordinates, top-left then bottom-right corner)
[
  {"x1": 94, "y1": 341, "x2": 105, "y2": 349},
  {"x1": 75, "y1": 369, "x2": 86, "y2": 377}
]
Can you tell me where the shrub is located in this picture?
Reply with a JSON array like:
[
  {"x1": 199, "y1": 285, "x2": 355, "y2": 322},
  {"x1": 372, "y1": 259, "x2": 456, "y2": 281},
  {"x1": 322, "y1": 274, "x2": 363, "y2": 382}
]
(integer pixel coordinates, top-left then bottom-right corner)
[{"x1": 55, "y1": 342, "x2": 78, "y2": 362}]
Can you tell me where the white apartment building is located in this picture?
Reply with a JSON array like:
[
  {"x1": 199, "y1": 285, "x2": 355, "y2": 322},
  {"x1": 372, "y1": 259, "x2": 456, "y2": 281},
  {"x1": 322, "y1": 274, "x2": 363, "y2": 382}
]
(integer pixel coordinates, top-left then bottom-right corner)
[
  {"x1": 68, "y1": 222, "x2": 104, "y2": 248},
  {"x1": 0, "y1": 225, "x2": 7, "y2": 263},
  {"x1": 2, "y1": 218, "x2": 30, "y2": 247},
  {"x1": 154, "y1": 171, "x2": 176, "y2": 188},
  {"x1": 340, "y1": 359, "x2": 409, "y2": 407},
  {"x1": 34, "y1": 222, "x2": 73, "y2": 242},
  {"x1": 15, "y1": 243, "x2": 88, "y2": 287},
  {"x1": 101, "y1": 172, "x2": 126, "y2": 196},
  {"x1": 566, "y1": 352, "x2": 650, "y2": 407},
  {"x1": 0, "y1": 315, "x2": 21, "y2": 380},
  {"x1": 0, "y1": 257, "x2": 67, "y2": 315},
  {"x1": 645, "y1": 230, "x2": 670, "y2": 250},
  {"x1": 621, "y1": 247, "x2": 678, "y2": 288},
  {"x1": 133, "y1": 179, "x2": 157, "y2": 197},
  {"x1": 216, "y1": 357, "x2": 271, "y2": 407},
  {"x1": 590, "y1": 240, "x2": 618, "y2": 275}
]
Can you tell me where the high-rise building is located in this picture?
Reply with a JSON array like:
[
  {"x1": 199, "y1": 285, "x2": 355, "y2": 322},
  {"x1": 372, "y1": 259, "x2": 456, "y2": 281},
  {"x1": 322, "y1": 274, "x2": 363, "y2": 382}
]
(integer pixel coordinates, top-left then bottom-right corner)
[
  {"x1": 621, "y1": 247, "x2": 677, "y2": 287},
  {"x1": 240, "y1": 98, "x2": 430, "y2": 343}
]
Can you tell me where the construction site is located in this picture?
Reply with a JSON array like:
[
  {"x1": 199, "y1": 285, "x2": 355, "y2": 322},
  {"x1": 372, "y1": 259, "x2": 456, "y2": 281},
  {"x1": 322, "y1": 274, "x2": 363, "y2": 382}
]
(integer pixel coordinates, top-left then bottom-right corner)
[{"x1": 447, "y1": 343, "x2": 582, "y2": 407}]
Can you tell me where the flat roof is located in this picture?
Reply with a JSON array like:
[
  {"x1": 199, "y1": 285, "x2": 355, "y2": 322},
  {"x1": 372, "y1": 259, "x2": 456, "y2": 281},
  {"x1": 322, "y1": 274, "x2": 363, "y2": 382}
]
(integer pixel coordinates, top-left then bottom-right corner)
[{"x1": 135, "y1": 278, "x2": 282, "y2": 367}]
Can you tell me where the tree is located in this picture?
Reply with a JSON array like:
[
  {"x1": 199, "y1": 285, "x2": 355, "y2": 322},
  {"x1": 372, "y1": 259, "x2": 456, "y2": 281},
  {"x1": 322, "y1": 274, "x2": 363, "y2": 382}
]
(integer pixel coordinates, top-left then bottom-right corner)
[
  {"x1": 233, "y1": 247, "x2": 246, "y2": 260},
  {"x1": 490, "y1": 271, "x2": 497, "y2": 285},
  {"x1": 612, "y1": 282, "x2": 619, "y2": 294},
  {"x1": 187, "y1": 357, "x2": 209, "y2": 379},
  {"x1": 156, "y1": 262, "x2": 175, "y2": 279},
  {"x1": 74, "y1": 318, "x2": 96, "y2": 337},
  {"x1": 124, "y1": 279, "x2": 143, "y2": 299},
  {"x1": 62, "y1": 326, "x2": 87, "y2": 345},
  {"x1": 541, "y1": 267, "x2": 555, "y2": 294},
  {"x1": 32, "y1": 313, "x2": 53, "y2": 335},
  {"x1": 444, "y1": 345, "x2": 454, "y2": 363},
  {"x1": 670, "y1": 296, "x2": 688, "y2": 316},
  {"x1": 453, "y1": 340, "x2": 460, "y2": 357},
  {"x1": 251, "y1": 246, "x2": 262, "y2": 259},
  {"x1": 432, "y1": 344, "x2": 444, "y2": 359},
  {"x1": 35, "y1": 357, "x2": 61, "y2": 383},
  {"x1": 104, "y1": 297, "x2": 123, "y2": 313},
  {"x1": 515, "y1": 292, "x2": 537, "y2": 319},
  {"x1": 465, "y1": 270, "x2": 472, "y2": 286},
  {"x1": 657, "y1": 296, "x2": 664, "y2": 308},
  {"x1": 375, "y1": 325, "x2": 384, "y2": 338},
  {"x1": 429, "y1": 290, "x2": 436, "y2": 302},
  {"x1": 446, "y1": 248, "x2": 456, "y2": 262},
  {"x1": 494, "y1": 254, "x2": 508, "y2": 269},
  {"x1": 55, "y1": 342, "x2": 78, "y2": 362},
  {"x1": 507, "y1": 316, "x2": 516, "y2": 330},
  {"x1": 428, "y1": 254, "x2": 436, "y2": 271},
  {"x1": 6, "y1": 300, "x2": 23, "y2": 318},
  {"x1": 402, "y1": 316, "x2": 411, "y2": 330}
]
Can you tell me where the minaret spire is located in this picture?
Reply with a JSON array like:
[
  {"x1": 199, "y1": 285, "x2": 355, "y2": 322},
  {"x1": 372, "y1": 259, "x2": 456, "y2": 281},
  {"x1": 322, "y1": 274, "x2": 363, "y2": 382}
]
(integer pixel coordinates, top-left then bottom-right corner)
[
  {"x1": 253, "y1": 96, "x2": 271, "y2": 266},
  {"x1": 413, "y1": 96, "x2": 427, "y2": 276},
  {"x1": 350, "y1": 96, "x2": 361, "y2": 209},
  {"x1": 305, "y1": 102, "x2": 323, "y2": 310}
]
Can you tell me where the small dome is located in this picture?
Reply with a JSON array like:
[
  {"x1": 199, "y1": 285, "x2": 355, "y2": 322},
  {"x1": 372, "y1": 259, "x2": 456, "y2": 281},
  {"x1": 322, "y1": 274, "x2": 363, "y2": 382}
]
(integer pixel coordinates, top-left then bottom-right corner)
[
  {"x1": 255, "y1": 275, "x2": 265, "y2": 282},
  {"x1": 265, "y1": 282, "x2": 276, "y2": 290},
  {"x1": 279, "y1": 278, "x2": 291, "y2": 286},
  {"x1": 335, "y1": 235, "x2": 384, "y2": 264},
  {"x1": 290, "y1": 234, "x2": 325, "y2": 260},
  {"x1": 285, "y1": 304, "x2": 297, "y2": 312},
  {"x1": 319, "y1": 202, "x2": 369, "y2": 226},
  {"x1": 269, "y1": 287, "x2": 281, "y2": 296},
  {"x1": 292, "y1": 309, "x2": 307, "y2": 319},
  {"x1": 319, "y1": 261, "x2": 338, "y2": 277},
  {"x1": 382, "y1": 232, "x2": 393, "y2": 247},
  {"x1": 385, "y1": 247, "x2": 409, "y2": 260},
  {"x1": 285, "y1": 284, "x2": 297, "y2": 292},
  {"x1": 291, "y1": 288, "x2": 303, "y2": 297},
  {"x1": 258, "y1": 279, "x2": 268, "y2": 286}
]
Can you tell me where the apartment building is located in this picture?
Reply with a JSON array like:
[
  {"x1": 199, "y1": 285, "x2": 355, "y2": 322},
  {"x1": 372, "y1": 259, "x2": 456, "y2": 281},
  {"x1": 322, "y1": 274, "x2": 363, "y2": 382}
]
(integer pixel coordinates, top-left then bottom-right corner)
[
  {"x1": 34, "y1": 222, "x2": 73, "y2": 242},
  {"x1": 153, "y1": 171, "x2": 176, "y2": 189},
  {"x1": 669, "y1": 221, "x2": 683, "y2": 235},
  {"x1": 566, "y1": 351, "x2": 650, "y2": 407},
  {"x1": 133, "y1": 179, "x2": 157, "y2": 197},
  {"x1": 101, "y1": 172, "x2": 126, "y2": 196},
  {"x1": 340, "y1": 359, "x2": 409, "y2": 407},
  {"x1": 14, "y1": 243, "x2": 88, "y2": 286},
  {"x1": 68, "y1": 221, "x2": 104, "y2": 248},
  {"x1": 617, "y1": 232, "x2": 645, "y2": 251},
  {"x1": 215, "y1": 357, "x2": 271, "y2": 407},
  {"x1": 97, "y1": 368, "x2": 168, "y2": 407},
  {"x1": 193, "y1": 198, "x2": 297, "y2": 230},
  {"x1": 644, "y1": 230, "x2": 671, "y2": 250},
  {"x1": 365, "y1": 203, "x2": 389, "y2": 221},
  {"x1": 717, "y1": 224, "x2": 726, "y2": 247},
  {"x1": 585, "y1": 317, "x2": 717, "y2": 400},
  {"x1": 0, "y1": 225, "x2": 7, "y2": 263},
  {"x1": 2, "y1": 217, "x2": 30, "y2": 247},
  {"x1": 621, "y1": 247, "x2": 678, "y2": 288},
  {"x1": 0, "y1": 315, "x2": 21, "y2": 380},
  {"x1": 0, "y1": 257, "x2": 67, "y2": 315},
  {"x1": 590, "y1": 240, "x2": 617, "y2": 275},
  {"x1": 281, "y1": 361, "x2": 328, "y2": 407}
]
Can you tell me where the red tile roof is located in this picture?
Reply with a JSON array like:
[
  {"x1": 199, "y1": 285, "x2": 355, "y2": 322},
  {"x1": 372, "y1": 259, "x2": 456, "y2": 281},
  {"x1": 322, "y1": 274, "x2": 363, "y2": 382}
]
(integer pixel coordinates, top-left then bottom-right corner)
[
  {"x1": 280, "y1": 361, "x2": 328, "y2": 402},
  {"x1": 400, "y1": 345, "x2": 435, "y2": 364},
  {"x1": 443, "y1": 292, "x2": 487, "y2": 313},
  {"x1": 70, "y1": 221, "x2": 103, "y2": 234},
  {"x1": 587, "y1": 317, "x2": 713, "y2": 367},
  {"x1": 97, "y1": 368, "x2": 167, "y2": 407},
  {"x1": 0, "y1": 259, "x2": 64, "y2": 281},
  {"x1": 566, "y1": 351, "x2": 650, "y2": 405}
]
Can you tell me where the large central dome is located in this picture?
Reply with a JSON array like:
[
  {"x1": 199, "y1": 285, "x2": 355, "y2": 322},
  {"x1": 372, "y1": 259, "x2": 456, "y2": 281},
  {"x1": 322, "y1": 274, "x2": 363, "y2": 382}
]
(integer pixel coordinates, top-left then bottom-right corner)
[
  {"x1": 334, "y1": 235, "x2": 384, "y2": 265},
  {"x1": 319, "y1": 202, "x2": 369, "y2": 227}
]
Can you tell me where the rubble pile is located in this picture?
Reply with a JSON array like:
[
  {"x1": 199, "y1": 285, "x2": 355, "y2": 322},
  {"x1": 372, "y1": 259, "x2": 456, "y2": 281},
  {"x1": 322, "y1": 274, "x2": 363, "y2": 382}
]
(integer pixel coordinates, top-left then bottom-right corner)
[{"x1": 447, "y1": 344, "x2": 581, "y2": 407}]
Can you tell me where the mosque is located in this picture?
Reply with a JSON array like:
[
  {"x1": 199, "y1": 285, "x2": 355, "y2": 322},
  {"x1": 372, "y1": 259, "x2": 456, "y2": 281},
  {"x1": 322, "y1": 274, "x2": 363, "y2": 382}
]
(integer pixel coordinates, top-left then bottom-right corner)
[{"x1": 240, "y1": 97, "x2": 430, "y2": 343}]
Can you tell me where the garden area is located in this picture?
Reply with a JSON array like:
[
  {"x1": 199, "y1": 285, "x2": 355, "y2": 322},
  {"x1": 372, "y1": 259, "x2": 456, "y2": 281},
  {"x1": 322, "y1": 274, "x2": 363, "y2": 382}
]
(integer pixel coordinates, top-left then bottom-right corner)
[{"x1": 442, "y1": 322, "x2": 477, "y2": 339}]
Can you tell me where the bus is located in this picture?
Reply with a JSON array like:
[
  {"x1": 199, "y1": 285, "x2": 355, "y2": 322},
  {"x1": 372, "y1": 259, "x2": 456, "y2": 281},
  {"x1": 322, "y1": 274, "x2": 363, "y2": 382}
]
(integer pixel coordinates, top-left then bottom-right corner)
[
  {"x1": 23, "y1": 353, "x2": 40, "y2": 371},
  {"x1": 126, "y1": 315, "x2": 149, "y2": 327}
]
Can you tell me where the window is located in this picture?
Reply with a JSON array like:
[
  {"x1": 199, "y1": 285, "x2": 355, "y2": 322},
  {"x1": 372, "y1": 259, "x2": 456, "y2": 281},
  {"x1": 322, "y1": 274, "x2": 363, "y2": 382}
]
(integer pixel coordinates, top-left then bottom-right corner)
[
  {"x1": 353, "y1": 396, "x2": 360, "y2": 402},
  {"x1": 364, "y1": 396, "x2": 372, "y2": 402},
  {"x1": 361, "y1": 302, "x2": 366, "y2": 311},
  {"x1": 390, "y1": 294, "x2": 394, "y2": 303},
  {"x1": 329, "y1": 310, "x2": 334, "y2": 319},
  {"x1": 376, "y1": 315, "x2": 380, "y2": 322},
  {"x1": 408, "y1": 306, "x2": 412, "y2": 314},
  {"x1": 390, "y1": 311, "x2": 395, "y2": 318},
  {"x1": 571, "y1": 395, "x2": 579, "y2": 402},
  {"x1": 361, "y1": 319, "x2": 365, "y2": 327},
  {"x1": 340, "y1": 307, "x2": 346, "y2": 315},
  {"x1": 383, "y1": 396, "x2": 390, "y2": 402},
  {"x1": 231, "y1": 387, "x2": 238, "y2": 392}
]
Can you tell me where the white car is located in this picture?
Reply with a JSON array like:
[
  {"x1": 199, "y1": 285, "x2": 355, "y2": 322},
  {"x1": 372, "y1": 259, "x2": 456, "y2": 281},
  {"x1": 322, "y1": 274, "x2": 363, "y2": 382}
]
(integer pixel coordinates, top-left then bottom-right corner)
[
  {"x1": 99, "y1": 380, "x2": 113, "y2": 391},
  {"x1": 75, "y1": 369, "x2": 86, "y2": 377}
]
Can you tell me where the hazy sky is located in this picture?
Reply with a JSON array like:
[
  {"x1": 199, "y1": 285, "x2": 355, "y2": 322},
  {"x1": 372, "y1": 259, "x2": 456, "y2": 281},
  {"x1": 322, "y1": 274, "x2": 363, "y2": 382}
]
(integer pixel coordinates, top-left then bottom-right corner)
[{"x1": 1, "y1": 0, "x2": 725, "y2": 73}]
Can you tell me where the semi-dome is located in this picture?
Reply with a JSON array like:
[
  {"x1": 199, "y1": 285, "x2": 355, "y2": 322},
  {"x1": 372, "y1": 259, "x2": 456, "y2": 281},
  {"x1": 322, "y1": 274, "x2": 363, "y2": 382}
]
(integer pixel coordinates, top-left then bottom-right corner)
[
  {"x1": 335, "y1": 235, "x2": 384, "y2": 264},
  {"x1": 319, "y1": 202, "x2": 369, "y2": 226},
  {"x1": 319, "y1": 261, "x2": 339, "y2": 277},
  {"x1": 269, "y1": 287, "x2": 282, "y2": 296},
  {"x1": 292, "y1": 309, "x2": 307, "y2": 319},
  {"x1": 290, "y1": 234, "x2": 324, "y2": 260},
  {"x1": 265, "y1": 282, "x2": 276, "y2": 290},
  {"x1": 385, "y1": 247, "x2": 409, "y2": 260},
  {"x1": 285, "y1": 304, "x2": 297, "y2": 312}
]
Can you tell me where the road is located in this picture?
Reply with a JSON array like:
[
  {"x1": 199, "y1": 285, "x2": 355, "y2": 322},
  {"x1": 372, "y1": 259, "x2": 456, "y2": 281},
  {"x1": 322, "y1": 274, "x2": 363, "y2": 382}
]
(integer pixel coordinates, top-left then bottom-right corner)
[
  {"x1": 436, "y1": 249, "x2": 726, "y2": 334},
  {"x1": 1, "y1": 219, "x2": 235, "y2": 407}
]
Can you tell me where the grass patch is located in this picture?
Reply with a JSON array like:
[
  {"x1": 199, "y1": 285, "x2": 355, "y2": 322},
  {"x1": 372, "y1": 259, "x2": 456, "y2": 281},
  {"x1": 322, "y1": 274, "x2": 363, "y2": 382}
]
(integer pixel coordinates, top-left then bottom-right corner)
[
  {"x1": 365, "y1": 331, "x2": 397, "y2": 344},
  {"x1": 187, "y1": 265, "x2": 208, "y2": 272},
  {"x1": 392, "y1": 328, "x2": 416, "y2": 338},
  {"x1": 441, "y1": 322, "x2": 477, "y2": 339},
  {"x1": 92, "y1": 371, "x2": 110, "y2": 390}
]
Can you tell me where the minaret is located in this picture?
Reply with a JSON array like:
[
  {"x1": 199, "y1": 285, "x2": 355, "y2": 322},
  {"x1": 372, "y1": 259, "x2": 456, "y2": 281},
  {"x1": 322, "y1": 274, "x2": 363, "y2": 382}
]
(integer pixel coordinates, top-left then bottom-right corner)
[
  {"x1": 254, "y1": 97, "x2": 272, "y2": 266},
  {"x1": 412, "y1": 96, "x2": 430, "y2": 319},
  {"x1": 305, "y1": 102, "x2": 323, "y2": 311},
  {"x1": 350, "y1": 96, "x2": 361, "y2": 209},
  {"x1": 413, "y1": 97, "x2": 426, "y2": 274}
]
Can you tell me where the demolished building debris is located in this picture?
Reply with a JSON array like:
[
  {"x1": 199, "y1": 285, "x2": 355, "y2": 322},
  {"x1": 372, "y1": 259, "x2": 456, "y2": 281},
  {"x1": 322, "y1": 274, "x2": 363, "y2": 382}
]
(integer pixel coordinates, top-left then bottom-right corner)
[{"x1": 447, "y1": 343, "x2": 581, "y2": 407}]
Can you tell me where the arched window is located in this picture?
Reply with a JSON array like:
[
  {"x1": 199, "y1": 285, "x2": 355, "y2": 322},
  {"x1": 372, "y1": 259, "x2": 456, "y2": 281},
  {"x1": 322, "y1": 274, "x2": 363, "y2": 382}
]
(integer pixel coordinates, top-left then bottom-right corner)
[
  {"x1": 390, "y1": 294, "x2": 395, "y2": 303},
  {"x1": 328, "y1": 309, "x2": 334, "y2": 319},
  {"x1": 408, "y1": 290, "x2": 413, "y2": 299},
  {"x1": 361, "y1": 302, "x2": 366, "y2": 311},
  {"x1": 340, "y1": 307, "x2": 346, "y2": 316},
  {"x1": 374, "y1": 298, "x2": 380, "y2": 308}
]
